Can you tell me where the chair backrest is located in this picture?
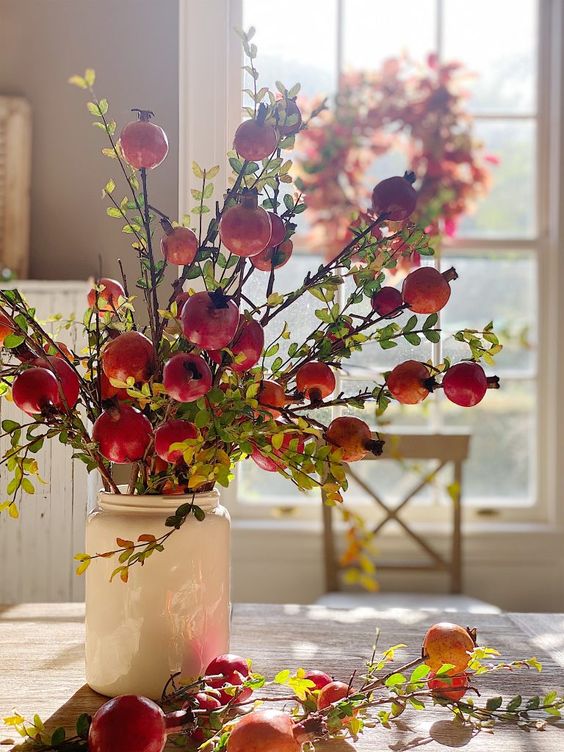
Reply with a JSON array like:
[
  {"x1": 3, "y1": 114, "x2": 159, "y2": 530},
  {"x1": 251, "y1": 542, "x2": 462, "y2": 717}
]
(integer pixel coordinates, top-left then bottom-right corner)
[
  {"x1": 321, "y1": 429, "x2": 471, "y2": 595},
  {"x1": 0, "y1": 97, "x2": 32, "y2": 278}
]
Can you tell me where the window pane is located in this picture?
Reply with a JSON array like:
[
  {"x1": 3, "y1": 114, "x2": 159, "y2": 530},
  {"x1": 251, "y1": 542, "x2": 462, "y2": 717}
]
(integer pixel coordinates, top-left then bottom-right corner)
[
  {"x1": 343, "y1": 0, "x2": 437, "y2": 71},
  {"x1": 441, "y1": 253, "x2": 537, "y2": 373},
  {"x1": 456, "y1": 119, "x2": 536, "y2": 238},
  {"x1": 443, "y1": 0, "x2": 537, "y2": 114},
  {"x1": 243, "y1": 1, "x2": 338, "y2": 97},
  {"x1": 441, "y1": 380, "x2": 535, "y2": 505}
]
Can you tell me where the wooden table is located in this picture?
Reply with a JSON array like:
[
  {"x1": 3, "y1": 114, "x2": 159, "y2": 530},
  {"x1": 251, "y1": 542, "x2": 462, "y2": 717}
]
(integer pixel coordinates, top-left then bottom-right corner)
[{"x1": 1, "y1": 603, "x2": 563, "y2": 750}]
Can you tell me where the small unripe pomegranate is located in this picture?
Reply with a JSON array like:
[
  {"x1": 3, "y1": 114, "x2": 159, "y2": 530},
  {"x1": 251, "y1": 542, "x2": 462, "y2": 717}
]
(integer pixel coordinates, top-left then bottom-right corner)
[
  {"x1": 317, "y1": 680, "x2": 350, "y2": 709},
  {"x1": 227, "y1": 710, "x2": 301, "y2": 752},
  {"x1": 87, "y1": 278, "x2": 126, "y2": 313},
  {"x1": 428, "y1": 672, "x2": 469, "y2": 702},
  {"x1": 325, "y1": 416, "x2": 383, "y2": 461},
  {"x1": 0, "y1": 311, "x2": 15, "y2": 344},
  {"x1": 402, "y1": 266, "x2": 458, "y2": 314},
  {"x1": 160, "y1": 219, "x2": 198, "y2": 266},
  {"x1": 219, "y1": 191, "x2": 272, "y2": 257},
  {"x1": 33, "y1": 356, "x2": 80, "y2": 410},
  {"x1": 102, "y1": 331, "x2": 156, "y2": 384},
  {"x1": 180, "y1": 290, "x2": 239, "y2": 350},
  {"x1": 92, "y1": 404, "x2": 153, "y2": 464},
  {"x1": 442, "y1": 362, "x2": 500, "y2": 407},
  {"x1": 371, "y1": 286, "x2": 403, "y2": 318},
  {"x1": 233, "y1": 114, "x2": 278, "y2": 162},
  {"x1": 163, "y1": 353, "x2": 212, "y2": 403},
  {"x1": 251, "y1": 240, "x2": 293, "y2": 271},
  {"x1": 119, "y1": 110, "x2": 169, "y2": 170},
  {"x1": 296, "y1": 361, "x2": 336, "y2": 403},
  {"x1": 423, "y1": 622, "x2": 476, "y2": 674},
  {"x1": 154, "y1": 420, "x2": 198, "y2": 463},
  {"x1": 387, "y1": 360, "x2": 431, "y2": 405},
  {"x1": 372, "y1": 171, "x2": 417, "y2": 221},
  {"x1": 258, "y1": 380, "x2": 286, "y2": 417},
  {"x1": 12, "y1": 367, "x2": 59, "y2": 415},
  {"x1": 89, "y1": 695, "x2": 167, "y2": 752}
]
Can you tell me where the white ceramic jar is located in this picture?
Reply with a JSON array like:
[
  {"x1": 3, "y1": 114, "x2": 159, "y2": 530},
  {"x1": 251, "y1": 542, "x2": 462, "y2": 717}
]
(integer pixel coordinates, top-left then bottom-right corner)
[{"x1": 85, "y1": 489, "x2": 230, "y2": 699}]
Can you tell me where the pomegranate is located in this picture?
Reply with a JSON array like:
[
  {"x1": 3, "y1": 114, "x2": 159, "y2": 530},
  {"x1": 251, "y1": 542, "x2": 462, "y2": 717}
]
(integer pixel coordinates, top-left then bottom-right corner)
[
  {"x1": 442, "y1": 362, "x2": 499, "y2": 407},
  {"x1": 154, "y1": 420, "x2": 198, "y2": 463},
  {"x1": 163, "y1": 353, "x2": 212, "y2": 402},
  {"x1": 0, "y1": 311, "x2": 15, "y2": 344},
  {"x1": 276, "y1": 97, "x2": 302, "y2": 136},
  {"x1": 12, "y1": 367, "x2": 59, "y2": 415},
  {"x1": 160, "y1": 220, "x2": 198, "y2": 266},
  {"x1": 422, "y1": 622, "x2": 476, "y2": 674},
  {"x1": 267, "y1": 212, "x2": 286, "y2": 247},
  {"x1": 32, "y1": 356, "x2": 80, "y2": 410},
  {"x1": 87, "y1": 278, "x2": 125, "y2": 313},
  {"x1": 119, "y1": 110, "x2": 168, "y2": 170},
  {"x1": 402, "y1": 266, "x2": 458, "y2": 314},
  {"x1": 325, "y1": 416, "x2": 383, "y2": 461},
  {"x1": 233, "y1": 116, "x2": 278, "y2": 162},
  {"x1": 387, "y1": 360, "x2": 431, "y2": 405},
  {"x1": 209, "y1": 316, "x2": 264, "y2": 372},
  {"x1": 227, "y1": 710, "x2": 301, "y2": 752},
  {"x1": 180, "y1": 290, "x2": 239, "y2": 350},
  {"x1": 206, "y1": 654, "x2": 252, "y2": 706},
  {"x1": 371, "y1": 286, "x2": 403, "y2": 318},
  {"x1": 304, "y1": 670, "x2": 332, "y2": 690},
  {"x1": 428, "y1": 672, "x2": 469, "y2": 702},
  {"x1": 371, "y1": 172, "x2": 417, "y2": 221},
  {"x1": 88, "y1": 695, "x2": 167, "y2": 752},
  {"x1": 295, "y1": 361, "x2": 336, "y2": 403},
  {"x1": 92, "y1": 404, "x2": 153, "y2": 463},
  {"x1": 257, "y1": 380, "x2": 286, "y2": 418},
  {"x1": 100, "y1": 371, "x2": 129, "y2": 401},
  {"x1": 317, "y1": 680, "x2": 351, "y2": 709},
  {"x1": 102, "y1": 331, "x2": 156, "y2": 384},
  {"x1": 219, "y1": 191, "x2": 272, "y2": 257},
  {"x1": 251, "y1": 240, "x2": 293, "y2": 271}
]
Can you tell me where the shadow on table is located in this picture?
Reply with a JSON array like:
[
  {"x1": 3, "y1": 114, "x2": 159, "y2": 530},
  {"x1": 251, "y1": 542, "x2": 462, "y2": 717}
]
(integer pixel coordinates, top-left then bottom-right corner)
[{"x1": 46, "y1": 684, "x2": 106, "y2": 731}]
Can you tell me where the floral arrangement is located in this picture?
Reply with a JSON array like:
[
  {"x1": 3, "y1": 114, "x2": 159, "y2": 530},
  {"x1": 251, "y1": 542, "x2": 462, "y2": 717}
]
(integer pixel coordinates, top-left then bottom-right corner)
[
  {"x1": 5, "y1": 621, "x2": 563, "y2": 751},
  {"x1": 296, "y1": 54, "x2": 497, "y2": 260},
  {"x1": 0, "y1": 30, "x2": 500, "y2": 581}
]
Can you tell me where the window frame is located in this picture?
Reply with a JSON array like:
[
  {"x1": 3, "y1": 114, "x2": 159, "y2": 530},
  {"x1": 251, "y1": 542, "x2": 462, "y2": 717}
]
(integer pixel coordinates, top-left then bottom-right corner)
[{"x1": 179, "y1": 0, "x2": 564, "y2": 530}]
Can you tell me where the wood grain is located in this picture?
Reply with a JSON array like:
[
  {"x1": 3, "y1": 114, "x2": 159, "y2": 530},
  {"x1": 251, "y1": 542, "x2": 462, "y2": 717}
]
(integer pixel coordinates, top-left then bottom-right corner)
[{"x1": 0, "y1": 603, "x2": 563, "y2": 750}]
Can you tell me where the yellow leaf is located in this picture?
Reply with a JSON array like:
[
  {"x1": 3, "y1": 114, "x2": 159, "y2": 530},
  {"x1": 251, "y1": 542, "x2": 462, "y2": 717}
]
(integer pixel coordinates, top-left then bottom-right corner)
[
  {"x1": 206, "y1": 165, "x2": 220, "y2": 179},
  {"x1": 75, "y1": 559, "x2": 91, "y2": 575},
  {"x1": 267, "y1": 292, "x2": 284, "y2": 307},
  {"x1": 188, "y1": 475, "x2": 207, "y2": 488},
  {"x1": 8, "y1": 504, "x2": 19, "y2": 519},
  {"x1": 84, "y1": 68, "x2": 96, "y2": 86},
  {"x1": 271, "y1": 433, "x2": 284, "y2": 450},
  {"x1": 120, "y1": 568, "x2": 129, "y2": 583},
  {"x1": 68, "y1": 75, "x2": 87, "y2": 89}
]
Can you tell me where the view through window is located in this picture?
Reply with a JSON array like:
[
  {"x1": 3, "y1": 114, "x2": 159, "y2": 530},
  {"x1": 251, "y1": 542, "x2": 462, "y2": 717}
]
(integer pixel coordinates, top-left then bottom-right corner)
[{"x1": 236, "y1": 0, "x2": 540, "y2": 517}]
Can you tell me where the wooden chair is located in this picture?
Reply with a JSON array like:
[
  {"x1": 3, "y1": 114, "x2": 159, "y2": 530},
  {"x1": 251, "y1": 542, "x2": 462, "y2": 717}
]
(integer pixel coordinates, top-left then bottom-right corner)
[
  {"x1": 318, "y1": 429, "x2": 500, "y2": 612},
  {"x1": 0, "y1": 96, "x2": 32, "y2": 278}
]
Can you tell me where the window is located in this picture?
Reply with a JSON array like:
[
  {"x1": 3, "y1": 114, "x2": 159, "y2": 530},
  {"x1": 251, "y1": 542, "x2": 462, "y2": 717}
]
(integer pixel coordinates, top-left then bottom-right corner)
[{"x1": 181, "y1": 0, "x2": 562, "y2": 526}]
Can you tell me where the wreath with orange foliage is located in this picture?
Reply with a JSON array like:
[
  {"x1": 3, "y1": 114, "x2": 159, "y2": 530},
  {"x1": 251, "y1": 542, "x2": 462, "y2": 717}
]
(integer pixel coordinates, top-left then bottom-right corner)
[{"x1": 296, "y1": 54, "x2": 497, "y2": 262}]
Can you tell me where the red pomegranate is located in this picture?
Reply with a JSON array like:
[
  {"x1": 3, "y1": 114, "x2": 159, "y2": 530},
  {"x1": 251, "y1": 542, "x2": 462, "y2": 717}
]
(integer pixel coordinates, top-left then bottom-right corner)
[
  {"x1": 180, "y1": 290, "x2": 240, "y2": 350},
  {"x1": 101, "y1": 331, "x2": 156, "y2": 384},
  {"x1": 92, "y1": 405, "x2": 153, "y2": 463},
  {"x1": 219, "y1": 191, "x2": 272, "y2": 257},
  {"x1": 119, "y1": 110, "x2": 169, "y2": 170}
]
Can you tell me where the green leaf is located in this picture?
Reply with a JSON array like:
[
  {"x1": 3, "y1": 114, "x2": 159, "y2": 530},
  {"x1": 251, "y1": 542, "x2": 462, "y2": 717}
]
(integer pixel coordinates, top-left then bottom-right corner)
[
  {"x1": 86, "y1": 101, "x2": 100, "y2": 117},
  {"x1": 385, "y1": 673, "x2": 406, "y2": 687},
  {"x1": 2, "y1": 420, "x2": 20, "y2": 433},
  {"x1": 84, "y1": 68, "x2": 96, "y2": 86},
  {"x1": 404, "y1": 333, "x2": 421, "y2": 346},
  {"x1": 106, "y1": 207, "x2": 122, "y2": 218},
  {"x1": 486, "y1": 696, "x2": 503, "y2": 711},
  {"x1": 403, "y1": 315, "x2": 417, "y2": 333},
  {"x1": 76, "y1": 714, "x2": 91, "y2": 739},
  {"x1": 274, "y1": 669, "x2": 291, "y2": 684},
  {"x1": 193, "y1": 505, "x2": 206, "y2": 522},
  {"x1": 3, "y1": 333, "x2": 25, "y2": 349},
  {"x1": 424, "y1": 329, "x2": 441, "y2": 343},
  {"x1": 50, "y1": 727, "x2": 65, "y2": 746},
  {"x1": 98, "y1": 98, "x2": 108, "y2": 115},
  {"x1": 423, "y1": 313, "x2": 438, "y2": 330},
  {"x1": 506, "y1": 695, "x2": 522, "y2": 712},
  {"x1": 409, "y1": 665, "x2": 430, "y2": 682}
]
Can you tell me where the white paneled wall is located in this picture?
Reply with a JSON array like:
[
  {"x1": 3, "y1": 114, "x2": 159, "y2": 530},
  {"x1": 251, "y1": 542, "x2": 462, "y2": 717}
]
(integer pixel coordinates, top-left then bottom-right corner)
[{"x1": 0, "y1": 281, "x2": 92, "y2": 603}]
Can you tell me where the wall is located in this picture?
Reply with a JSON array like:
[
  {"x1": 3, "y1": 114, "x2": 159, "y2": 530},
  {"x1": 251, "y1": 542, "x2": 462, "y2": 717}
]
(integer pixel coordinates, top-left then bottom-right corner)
[{"x1": 0, "y1": 0, "x2": 180, "y2": 285}]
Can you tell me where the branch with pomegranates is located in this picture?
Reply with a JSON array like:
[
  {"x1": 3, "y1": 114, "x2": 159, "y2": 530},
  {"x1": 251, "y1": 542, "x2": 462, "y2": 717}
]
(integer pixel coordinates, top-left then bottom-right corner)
[
  {"x1": 5, "y1": 622, "x2": 562, "y2": 752},
  {"x1": 0, "y1": 30, "x2": 502, "y2": 591}
]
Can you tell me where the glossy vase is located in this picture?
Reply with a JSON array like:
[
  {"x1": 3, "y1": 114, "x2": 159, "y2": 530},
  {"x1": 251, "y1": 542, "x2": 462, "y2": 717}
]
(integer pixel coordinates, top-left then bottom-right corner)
[{"x1": 85, "y1": 489, "x2": 230, "y2": 699}]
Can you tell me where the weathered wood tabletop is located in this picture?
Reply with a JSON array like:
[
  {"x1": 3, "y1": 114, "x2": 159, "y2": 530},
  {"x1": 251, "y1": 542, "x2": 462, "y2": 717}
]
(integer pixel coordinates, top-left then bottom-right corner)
[{"x1": 1, "y1": 603, "x2": 563, "y2": 750}]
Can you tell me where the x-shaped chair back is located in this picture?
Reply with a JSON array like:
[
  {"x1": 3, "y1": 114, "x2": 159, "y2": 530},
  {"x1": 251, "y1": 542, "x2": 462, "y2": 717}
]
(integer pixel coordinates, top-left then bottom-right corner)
[{"x1": 322, "y1": 430, "x2": 471, "y2": 595}]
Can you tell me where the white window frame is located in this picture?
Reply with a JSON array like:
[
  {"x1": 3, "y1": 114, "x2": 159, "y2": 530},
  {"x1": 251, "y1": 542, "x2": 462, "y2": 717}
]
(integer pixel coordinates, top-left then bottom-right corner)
[{"x1": 179, "y1": 0, "x2": 564, "y2": 534}]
